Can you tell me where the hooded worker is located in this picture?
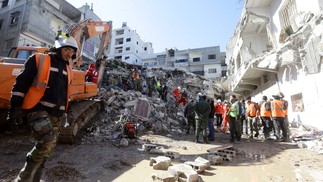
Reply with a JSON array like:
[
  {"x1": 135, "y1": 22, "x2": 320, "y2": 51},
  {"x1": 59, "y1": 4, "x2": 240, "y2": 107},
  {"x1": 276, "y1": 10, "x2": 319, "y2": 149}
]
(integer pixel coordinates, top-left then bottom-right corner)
[{"x1": 7, "y1": 33, "x2": 78, "y2": 181}]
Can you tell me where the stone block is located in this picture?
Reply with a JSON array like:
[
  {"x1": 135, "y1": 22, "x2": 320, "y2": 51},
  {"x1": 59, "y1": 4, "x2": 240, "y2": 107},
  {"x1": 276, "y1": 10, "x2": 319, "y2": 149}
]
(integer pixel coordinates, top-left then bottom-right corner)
[
  {"x1": 150, "y1": 156, "x2": 172, "y2": 170},
  {"x1": 152, "y1": 171, "x2": 176, "y2": 182},
  {"x1": 143, "y1": 144, "x2": 157, "y2": 151},
  {"x1": 168, "y1": 164, "x2": 199, "y2": 182},
  {"x1": 207, "y1": 154, "x2": 223, "y2": 165},
  {"x1": 165, "y1": 151, "x2": 180, "y2": 159},
  {"x1": 184, "y1": 161, "x2": 208, "y2": 173},
  {"x1": 194, "y1": 157, "x2": 210, "y2": 168}
]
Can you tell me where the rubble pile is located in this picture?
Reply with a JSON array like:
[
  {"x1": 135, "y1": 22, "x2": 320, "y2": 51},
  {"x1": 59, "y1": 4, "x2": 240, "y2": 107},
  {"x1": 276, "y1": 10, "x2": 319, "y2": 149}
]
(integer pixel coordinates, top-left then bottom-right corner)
[{"x1": 80, "y1": 60, "x2": 225, "y2": 144}]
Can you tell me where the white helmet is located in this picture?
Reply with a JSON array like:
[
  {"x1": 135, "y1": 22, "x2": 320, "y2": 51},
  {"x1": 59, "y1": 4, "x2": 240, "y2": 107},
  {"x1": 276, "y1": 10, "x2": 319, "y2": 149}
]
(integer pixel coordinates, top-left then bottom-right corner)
[{"x1": 54, "y1": 35, "x2": 78, "y2": 51}]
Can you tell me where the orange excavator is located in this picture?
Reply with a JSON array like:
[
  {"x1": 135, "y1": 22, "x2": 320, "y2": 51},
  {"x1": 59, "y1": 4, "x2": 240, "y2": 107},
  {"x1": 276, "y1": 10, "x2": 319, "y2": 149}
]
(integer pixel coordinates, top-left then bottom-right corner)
[{"x1": 0, "y1": 19, "x2": 112, "y2": 143}]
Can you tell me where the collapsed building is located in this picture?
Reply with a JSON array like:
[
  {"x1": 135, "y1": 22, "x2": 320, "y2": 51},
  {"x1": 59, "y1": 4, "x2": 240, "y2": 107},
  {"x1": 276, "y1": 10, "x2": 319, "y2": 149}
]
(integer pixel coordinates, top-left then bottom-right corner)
[{"x1": 225, "y1": 0, "x2": 323, "y2": 130}]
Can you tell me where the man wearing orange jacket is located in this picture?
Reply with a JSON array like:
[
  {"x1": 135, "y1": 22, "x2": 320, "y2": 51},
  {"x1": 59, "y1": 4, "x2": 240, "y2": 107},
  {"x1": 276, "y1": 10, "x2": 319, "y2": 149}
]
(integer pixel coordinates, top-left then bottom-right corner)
[
  {"x1": 7, "y1": 35, "x2": 77, "y2": 181},
  {"x1": 246, "y1": 96, "x2": 259, "y2": 138},
  {"x1": 214, "y1": 99, "x2": 223, "y2": 131},
  {"x1": 259, "y1": 96, "x2": 272, "y2": 139},
  {"x1": 271, "y1": 94, "x2": 288, "y2": 142}
]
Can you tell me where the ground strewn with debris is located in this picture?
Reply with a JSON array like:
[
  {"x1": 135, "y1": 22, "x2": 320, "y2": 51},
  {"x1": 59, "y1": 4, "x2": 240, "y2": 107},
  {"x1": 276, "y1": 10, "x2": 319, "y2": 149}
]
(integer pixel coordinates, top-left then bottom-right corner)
[{"x1": 1, "y1": 128, "x2": 323, "y2": 182}]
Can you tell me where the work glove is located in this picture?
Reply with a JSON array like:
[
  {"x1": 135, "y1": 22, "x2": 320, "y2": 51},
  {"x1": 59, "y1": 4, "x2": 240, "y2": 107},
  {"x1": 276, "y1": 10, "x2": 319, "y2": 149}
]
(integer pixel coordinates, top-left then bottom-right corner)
[{"x1": 6, "y1": 106, "x2": 24, "y2": 130}]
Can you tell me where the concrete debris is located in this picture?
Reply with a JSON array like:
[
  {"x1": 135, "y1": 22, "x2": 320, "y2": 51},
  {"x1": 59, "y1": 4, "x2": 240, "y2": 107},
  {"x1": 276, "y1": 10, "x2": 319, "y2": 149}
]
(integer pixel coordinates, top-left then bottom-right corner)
[
  {"x1": 80, "y1": 59, "x2": 225, "y2": 145},
  {"x1": 152, "y1": 171, "x2": 176, "y2": 182},
  {"x1": 194, "y1": 157, "x2": 211, "y2": 169},
  {"x1": 165, "y1": 151, "x2": 180, "y2": 159},
  {"x1": 168, "y1": 164, "x2": 199, "y2": 182},
  {"x1": 207, "y1": 154, "x2": 223, "y2": 165},
  {"x1": 119, "y1": 138, "x2": 129, "y2": 147},
  {"x1": 184, "y1": 161, "x2": 208, "y2": 174},
  {"x1": 150, "y1": 156, "x2": 172, "y2": 170}
]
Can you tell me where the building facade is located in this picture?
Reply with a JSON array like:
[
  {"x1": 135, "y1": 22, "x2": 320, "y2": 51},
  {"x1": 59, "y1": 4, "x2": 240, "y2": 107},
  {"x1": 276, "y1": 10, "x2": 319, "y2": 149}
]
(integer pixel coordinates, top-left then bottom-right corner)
[
  {"x1": 0, "y1": 0, "x2": 81, "y2": 56},
  {"x1": 225, "y1": 0, "x2": 323, "y2": 130},
  {"x1": 142, "y1": 46, "x2": 227, "y2": 80},
  {"x1": 108, "y1": 22, "x2": 154, "y2": 65}
]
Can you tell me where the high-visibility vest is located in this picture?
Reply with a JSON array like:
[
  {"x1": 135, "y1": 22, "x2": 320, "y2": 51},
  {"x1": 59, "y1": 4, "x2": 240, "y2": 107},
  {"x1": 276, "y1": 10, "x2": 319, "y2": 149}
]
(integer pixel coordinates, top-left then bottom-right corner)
[
  {"x1": 229, "y1": 102, "x2": 238, "y2": 117},
  {"x1": 246, "y1": 101, "x2": 257, "y2": 117},
  {"x1": 270, "y1": 99, "x2": 285, "y2": 117},
  {"x1": 282, "y1": 99, "x2": 288, "y2": 116},
  {"x1": 21, "y1": 53, "x2": 72, "y2": 111},
  {"x1": 260, "y1": 102, "x2": 271, "y2": 117}
]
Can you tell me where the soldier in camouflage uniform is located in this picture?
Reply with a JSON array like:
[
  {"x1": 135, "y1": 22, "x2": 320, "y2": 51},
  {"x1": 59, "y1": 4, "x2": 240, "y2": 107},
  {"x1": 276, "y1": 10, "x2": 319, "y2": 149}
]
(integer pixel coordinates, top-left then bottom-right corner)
[{"x1": 6, "y1": 34, "x2": 78, "y2": 182}]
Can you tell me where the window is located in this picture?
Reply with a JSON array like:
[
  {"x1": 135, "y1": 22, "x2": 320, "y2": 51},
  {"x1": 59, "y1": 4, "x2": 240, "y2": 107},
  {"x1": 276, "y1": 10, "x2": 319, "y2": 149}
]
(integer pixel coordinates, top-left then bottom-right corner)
[
  {"x1": 193, "y1": 57, "x2": 200, "y2": 62},
  {"x1": 221, "y1": 70, "x2": 227, "y2": 77},
  {"x1": 5, "y1": 39, "x2": 15, "y2": 50},
  {"x1": 0, "y1": 19, "x2": 3, "y2": 30},
  {"x1": 126, "y1": 38, "x2": 131, "y2": 42},
  {"x1": 10, "y1": 11, "x2": 21, "y2": 26},
  {"x1": 208, "y1": 68, "x2": 217, "y2": 74},
  {"x1": 144, "y1": 47, "x2": 147, "y2": 51},
  {"x1": 280, "y1": 0, "x2": 297, "y2": 37},
  {"x1": 208, "y1": 54, "x2": 216, "y2": 59},
  {"x1": 1, "y1": 0, "x2": 9, "y2": 8},
  {"x1": 116, "y1": 29, "x2": 124, "y2": 35},
  {"x1": 126, "y1": 47, "x2": 130, "y2": 51},
  {"x1": 291, "y1": 93, "x2": 304, "y2": 112},
  {"x1": 136, "y1": 41, "x2": 138, "y2": 45},
  {"x1": 125, "y1": 56, "x2": 129, "y2": 60}
]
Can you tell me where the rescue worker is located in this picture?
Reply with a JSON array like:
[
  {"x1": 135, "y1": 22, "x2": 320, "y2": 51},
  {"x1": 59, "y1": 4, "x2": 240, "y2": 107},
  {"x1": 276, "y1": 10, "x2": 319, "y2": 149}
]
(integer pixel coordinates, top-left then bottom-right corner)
[
  {"x1": 221, "y1": 100, "x2": 230, "y2": 133},
  {"x1": 85, "y1": 62, "x2": 98, "y2": 83},
  {"x1": 246, "y1": 96, "x2": 259, "y2": 138},
  {"x1": 239, "y1": 97, "x2": 247, "y2": 135},
  {"x1": 271, "y1": 94, "x2": 288, "y2": 142},
  {"x1": 214, "y1": 99, "x2": 223, "y2": 131},
  {"x1": 228, "y1": 94, "x2": 242, "y2": 143},
  {"x1": 184, "y1": 99, "x2": 196, "y2": 134},
  {"x1": 194, "y1": 95, "x2": 211, "y2": 143},
  {"x1": 177, "y1": 89, "x2": 187, "y2": 107},
  {"x1": 207, "y1": 99, "x2": 215, "y2": 142},
  {"x1": 259, "y1": 96, "x2": 272, "y2": 139},
  {"x1": 146, "y1": 76, "x2": 156, "y2": 97},
  {"x1": 172, "y1": 86, "x2": 181, "y2": 105},
  {"x1": 161, "y1": 82, "x2": 168, "y2": 102},
  {"x1": 7, "y1": 34, "x2": 78, "y2": 181},
  {"x1": 131, "y1": 68, "x2": 141, "y2": 91},
  {"x1": 156, "y1": 80, "x2": 162, "y2": 98},
  {"x1": 279, "y1": 92, "x2": 290, "y2": 139}
]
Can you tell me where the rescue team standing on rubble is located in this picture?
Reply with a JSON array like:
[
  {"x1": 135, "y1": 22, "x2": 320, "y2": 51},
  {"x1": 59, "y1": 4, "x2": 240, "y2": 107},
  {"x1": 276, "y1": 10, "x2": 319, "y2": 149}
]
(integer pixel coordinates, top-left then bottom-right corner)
[{"x1": 6, "y1": 35, "x2": 78, "y2": 181}]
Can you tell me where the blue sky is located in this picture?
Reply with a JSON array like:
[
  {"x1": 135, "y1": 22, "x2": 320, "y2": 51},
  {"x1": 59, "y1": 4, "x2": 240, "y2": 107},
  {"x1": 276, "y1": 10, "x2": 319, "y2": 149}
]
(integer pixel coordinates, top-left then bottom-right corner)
[{"x1": 66, "y1": 0, "x2": 244, "y2": 53}]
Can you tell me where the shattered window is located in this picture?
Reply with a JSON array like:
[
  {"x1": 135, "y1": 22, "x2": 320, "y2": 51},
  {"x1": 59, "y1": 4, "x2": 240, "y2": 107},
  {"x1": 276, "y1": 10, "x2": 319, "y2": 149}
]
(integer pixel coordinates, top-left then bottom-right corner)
[
  {"x1": 10, "y1": 11, "x2": 21, "y2": 26},
  {"x1": 126, "y1": 38, "x2": 131, "y2": 42},
  {"x1": 280, "y1": 0, "x2": 297, "y2": 36},
  {"x1": 291, "y1": 93, "x2": 304, "y2": 112}
]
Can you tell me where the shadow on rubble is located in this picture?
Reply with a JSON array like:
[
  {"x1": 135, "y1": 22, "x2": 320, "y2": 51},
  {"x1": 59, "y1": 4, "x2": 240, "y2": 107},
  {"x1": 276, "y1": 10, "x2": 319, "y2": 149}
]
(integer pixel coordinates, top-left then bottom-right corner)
[{"x1": 167, "y1": 132, "x2": 299, "y2": 167}]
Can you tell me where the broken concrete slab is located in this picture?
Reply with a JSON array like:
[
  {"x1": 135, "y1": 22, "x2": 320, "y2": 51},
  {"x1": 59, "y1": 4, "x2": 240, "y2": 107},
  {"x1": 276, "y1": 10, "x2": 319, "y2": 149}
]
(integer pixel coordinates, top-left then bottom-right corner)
[
  {"x1": 184, "y1": 161, "x2": 208, "y2": 174},
  {"x1": 194, "y1": 157, "x2": 211, "y2": 168},
  {"x1": 168, "y1": 164, "x2": 199, "y2": 182},
  {"x1": 150, "y1": 156, "x2": 172, "y2": 170},
  {"x1": 151, "y1": 171, "x2": 176, "y2": 182},
  {"x1": 207, "y1": 154, "x2": 223, "y2": 165}
]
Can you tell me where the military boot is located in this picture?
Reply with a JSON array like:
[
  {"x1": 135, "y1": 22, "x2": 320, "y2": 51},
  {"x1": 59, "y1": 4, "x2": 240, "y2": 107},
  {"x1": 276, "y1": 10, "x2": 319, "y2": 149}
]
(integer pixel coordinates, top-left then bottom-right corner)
[
  {"x1": 15, "y1": 155, "x2": 42, "y2": 182},
  {"x1": 203, "y1": 137, "x2": 209, "y2": 144},
  {"x1": 195, "y1": 136, "x2": 200, "y2": 143}
]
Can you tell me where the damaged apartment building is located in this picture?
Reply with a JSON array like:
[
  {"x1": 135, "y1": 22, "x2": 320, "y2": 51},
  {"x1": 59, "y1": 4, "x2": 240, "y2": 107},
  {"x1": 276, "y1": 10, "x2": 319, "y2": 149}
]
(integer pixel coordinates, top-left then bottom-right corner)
[
  {"x1": 0, "y1": 0, "x2": 102, "y2": 63},
  {"x1": 225, "y1": 0, "x2": 323, "y2": 130}
]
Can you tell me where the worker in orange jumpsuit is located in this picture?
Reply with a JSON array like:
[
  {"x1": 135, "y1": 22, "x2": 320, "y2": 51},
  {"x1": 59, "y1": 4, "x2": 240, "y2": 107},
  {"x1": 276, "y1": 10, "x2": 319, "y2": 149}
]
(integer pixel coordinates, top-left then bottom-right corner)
[
  {"x1": 172, "y1": 86, "x2": 181, "y2": 105},
  {"x1": 214, "y1": 99, "x2": 223, "y2": 131},
  {"x1": 85, "y1": 63, "x2": 98, "y2": 83},
  {"x1": 177, "y1": 89, "x2": 187, "y2": 107},
  {"x1": 221, "y1": 100, "x2": 230, "y2": 133}
]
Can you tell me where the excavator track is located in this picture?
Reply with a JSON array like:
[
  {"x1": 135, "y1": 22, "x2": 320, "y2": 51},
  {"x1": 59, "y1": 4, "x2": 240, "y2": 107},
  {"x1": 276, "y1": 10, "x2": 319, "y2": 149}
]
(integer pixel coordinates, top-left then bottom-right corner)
[{"x1": 58, "y1": 99, "x2": 102, "y2": 144}]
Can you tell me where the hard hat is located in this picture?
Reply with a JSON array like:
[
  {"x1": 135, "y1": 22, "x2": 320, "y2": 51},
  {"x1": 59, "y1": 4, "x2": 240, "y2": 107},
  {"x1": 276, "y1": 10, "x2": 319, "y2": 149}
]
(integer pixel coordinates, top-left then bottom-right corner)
[
  {"x1": 54, "y1": 35, "x2": 78, "y2": 51},
  {"x1": 278, "y1": 92, "x2": 285, "y2": 98},
  {"x1": 177, "y1": 86, "x2": 181, "y2": 90},
  {"x1": 217, "y1": 99, "x2": 222, "y2": 103},
  {"x1": 198, "y1": 92, "x2": 202, "y2": 96}
]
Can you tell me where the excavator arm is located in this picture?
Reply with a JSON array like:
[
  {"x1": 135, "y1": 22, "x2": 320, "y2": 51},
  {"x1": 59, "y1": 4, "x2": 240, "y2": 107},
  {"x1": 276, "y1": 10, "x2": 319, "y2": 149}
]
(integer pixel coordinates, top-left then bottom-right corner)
[{"x1": 67, "y1": 19, "x2": 112, "y2": 68}]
